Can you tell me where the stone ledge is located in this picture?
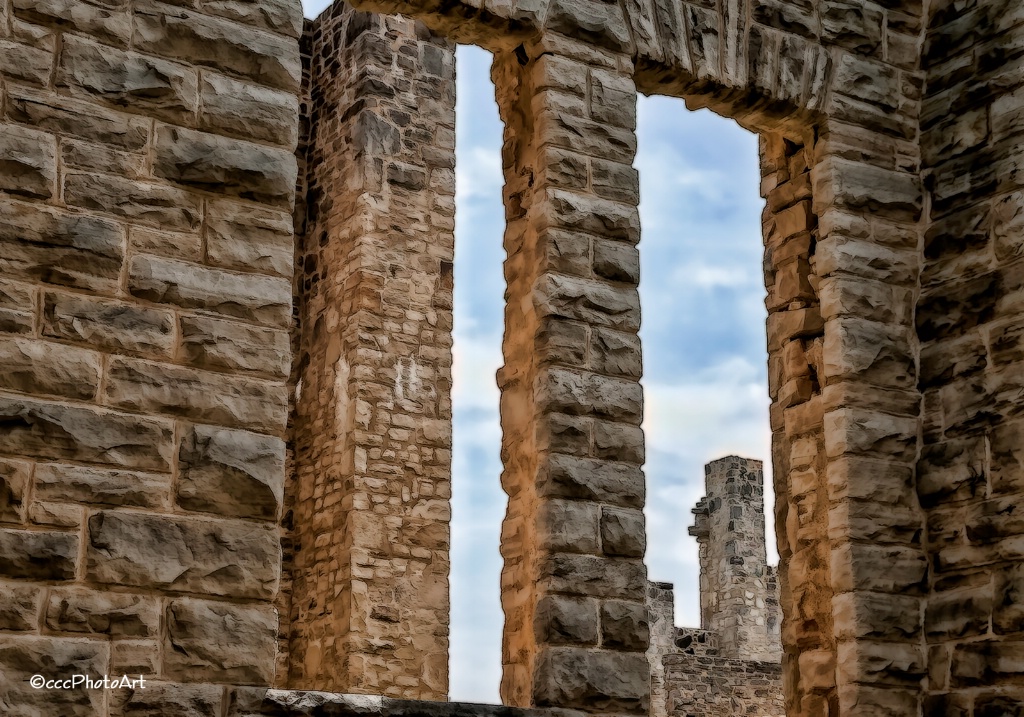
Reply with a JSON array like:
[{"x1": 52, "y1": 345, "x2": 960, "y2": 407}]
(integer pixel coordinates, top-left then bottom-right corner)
[{"x1": 229, "y1": 691, "x2": 588, "y2": 717}]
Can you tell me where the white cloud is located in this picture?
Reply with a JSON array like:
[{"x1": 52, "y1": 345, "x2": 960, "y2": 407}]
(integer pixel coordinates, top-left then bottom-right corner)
[{"x1": 455, "y1": 146, "x2": 503, "y2": 203}]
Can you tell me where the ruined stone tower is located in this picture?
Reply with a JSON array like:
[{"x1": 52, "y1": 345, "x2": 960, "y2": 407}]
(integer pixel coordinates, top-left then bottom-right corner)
[
  {"x1": 690, "y1": 456, "x2": 781, "y2": 663},
  {"x1": 2, "y1": 0, "x2": 1024, "y2": 713}
]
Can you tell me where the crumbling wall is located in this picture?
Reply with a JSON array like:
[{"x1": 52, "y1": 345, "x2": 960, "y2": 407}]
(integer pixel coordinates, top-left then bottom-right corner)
[
  {"x1": 663, "y1": 653, "x2": 785, "y2": 717},
  {"x1": 0, "y1": 0, "x2": 303, "y2": 712}
]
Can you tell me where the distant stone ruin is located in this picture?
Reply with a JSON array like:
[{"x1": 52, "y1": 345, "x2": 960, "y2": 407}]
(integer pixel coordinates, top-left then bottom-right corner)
[{"x1": 648, "y1": 456, "x2": 784, "y2": 717}]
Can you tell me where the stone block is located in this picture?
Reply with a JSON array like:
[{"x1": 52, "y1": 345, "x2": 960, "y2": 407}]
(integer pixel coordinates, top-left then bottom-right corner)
[
  {"x1": 130, "y1": 225, "x2": 203, "y2": 262},
  {"x1": 43, "y1": 290, "x2": 175, "y2": 357},
  {"x1": 153, "y1": 125, "x2": 297, "y2": 207},
  {"x1": 128, "y1": 255, "x2": 291, "y2": 327},
  {"x1": 599, "y1": 599, "x2": 648, "y2": 650},
  {"x1": 180, "y1": 315, "x2": 290, "y2": 378},
  {"x1": 177, "y1": 423, "x2": 285, "y2": 521},
  {"x1": 205, "y1": 199, "x2": 294, "y2": 278},
  {"x1": 767, "y1": 308, "x2": 823, "y2": 350},
  {"x1": 110, "y1": 640, "x2": 159, "y2": 676},
  {"x1": 837, "y1": 683, "x2": 920, "y2": 717},
  {"x1": 831, "y1": 543, "x2": 926, "y2": 594},
  {"x1": 64, "y1": 172, "x2": 202, "y2": 233},
  {"x1": 0, "y1": 582, "x2": 41, "y2": 631},
  {"x1": 538, "y1": 230, "x2": 591, "y2": 277},
  {"x1": 202, "y1": 0, "x2": 303, "y2": 37},
  {"x1": 0, "y1": 195, "x2": 124, "y2": 294},
  {"x1": 600, "y1": 506, "x2": 645, "y2": 557},
  {"x1": 110, "y1": 681, "x2": 224, "y2": 717},
  {"x1": 534, "y1": 646, "x2": 649, "y2": 712},
  {"x1": 13, "y1": 0, "x2": 132, "y2": 45},
  {"x1": 833, "y1": 592, "x2": 921, "y2": 640},
  {"x1": 819, "y1": 274, "x2": 912, "y2": 327},
  {"x1": 536, "y1": 499, "x2": 600, "y2": 555},
  {"x1": 133, "y1": 0, "x2": 301, "y2": 92},
  {"x1": 7, "y1": 86, "x2": 150, "y2": 150},
  {"x1": 813, "y1": 157, "x2": 922, "y2": 222},
  {"x1": 200, "y1": 72, "x2": 299, "y2": 147},
  {"x1": 0, "y1": 39, "x2": 54, "y2": 86},
  {"x1": 0, "y1": 636, "x2": 107, "y2": 716},
  {"x1": 535, "y1": 412, "x2": 592, "y2": 457},
  {"x1": 0, "y1": 528, "x2": 77, "y2": 580},
  {"x1": 534, "y1": 595, "x2": 599, "y2": 646},
  {"x1": 45, "y1": 587, "x2": 159, "y2": 637},
  {"x1": 0, "y1": 123, "x2": 56, "y2": 199},
  {"x1": 104, "y1": 357, "x2": 288, "y2": 435},
  {"x1": 926, "y1": 583, "x2": 993, "y2": 639},
  {"x1": 61, "y1": 137, "x2": 147, "y2": 180},
  {"x1": 0, "y1": 278, "x2": 34, "y2": 336},
  {"x1": 539, "y1": 188, "x2": 640, "y2": 244},
  {"x1": 163, "y1": 598, "x2": 277, "y2": 684},
  {"x1": 0, "y1": 396, "x2": 173, "y2": 471},
  {"x1": 917, "y1": 437, "x2": 986, "y2": 507},
  {"x1": 57, "y1": 35, "x2": 199, "y2": 123},
  {"x1": 537, "y1": 318, "x2": 588, "y2": 368},
  {"x1": 29, "y1": 501, "x2": 82, "y2": 529},
  {"x1": 533, "y1": 274, "x2": 640, "y2": 332},
  {"x1": 589, "y1": 327, "x2": 642, "y2": 379},
  {"x1": 822, "y1": 317, "x2": 915, "y2": 389},
  {"x1": 537, "y1": 553, "x2": 645, "y2": 600},
  {"x1": 537, "y1": 454, "x2": 645, "y2": 509},
  {"x1": 823, "y1": 408, "x2": 918, "y2": 462},
  {"x1": 536, "y1": 368, "x2": 643, "y2": 422},
  {"x1": 0, "y1": 458, "x2": 30, "y2": 523},
  {"x1": 0, "y1": 336, "x2": 101, "y2": 401},
  {"x1": 952, "y1": 640, "x2": 1024, "y2": 687},
  {"x1": 591, "y1": 419, "x2": 644, "y2": 464},
  {"x1": 86, "y1": 510, "x2": 279, "y2": 598},
  {"x1": 33, "y1": 463, "x2": 170, "y2": 510}
]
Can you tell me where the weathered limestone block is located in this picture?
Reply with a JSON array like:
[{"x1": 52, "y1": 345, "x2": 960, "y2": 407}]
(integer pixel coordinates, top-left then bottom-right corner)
[
  {"x1": 0, "y1": 279, "x2": 34, "y2": 335},
  {"x1": 200, "y1": 72, "x2": 300, "y2": 147},
  {"x1": 537, "y1": 499, "x2": 600, "y2": 555},
  {"x1": 163, "y1": 598, "x2": 277, "y2": 684},
  {"x1": 0, "y1": 337, "x2": 96, "y2": 403},
  {"x1": 6, "y1": 86, "x2": 150, "y2": 151},
  {"x1": 535, "y1": 595, "x2": 600, "y2": 646},
  {"x1": 153, "y1": 125, "x2": 297, "y2": 206},
  {"x1": 534, "y1": 647, "x2": 649, "y2": 712},
  {"x1": 43, "y1": 290, "x2": 175, "y2": 357},
  {"x1": 600, "y1": 506, "x2": 645, "y2": 557},
  {"x1": 45, "y1": 587, "x2": 159, "y2": 637},
  {"x1": 13, "y1": 0, "x2": 132, "y2": 46},
  {"x1": 181, "y1": 315, "x2": 290, "y2": 377},
  {"x1": 536, "y1": 368, "x2": 643, "y2": 421},
  {"x1": 86, "y1": 510, "x2": 279, "y2": 598},
  {"x1": 0, "y1": 195, "x2": 124, "y2": 294},
  {"x1": 203, "y1": 0, "x2": 303, "y2": 38},
  {"x1": 0, "y1": 396, "x2": 173, "y2": 471},
  {"x1": 0, "y1": 38, "x2": 54, "y2": 86},
  {"x1": 0, "y1": 636, "x2": 107, "y2": 716},
  {"x1": 57, "y1": 35, "x2": 199, "y2": 123},
  {"x1": 0, "y1": 528, "x2": 77, "y2": 580},
  {"x1": 533, "y1": 274, "x2": 641, "y2": 332},
  {"x1": 177, "y1": 423, "x2": 285, "y2": 520},
  {"x1": 592, "y1": 419, "x2": 645, "y2": 464},
  {"x1": 925, "y1": 583, "x2": 992, "y2": 640},
  {"x1": 104, "y1": 357, "x2": 288, "y2": 434},
  {"x1": 0, "y1": 458, "x2": 30, "y2": 523},
  {"x1": 111, "y1": 639, "x2": 159, "y2": 676},
  {"x1": 133, "y1": 0, "x2": 301, "y2": 92},
  {"x1": 129, "y1": 225, "x2": 203, "y2": 262},
  {"x1": 64, "y1": 172, "x2": 202, "y2": 232},
  {"x1": 0, "y1": 583, "x2": 41, "y2": 631},
  {"x1": 538, "y1": 554, "x2": 645, "y2": 599},
  {"x1": 833, "y1": 592, "x2": 921, "y2": 640},
  {"x1": 599, "y1": 600, "x2": 648, "y2": 650},
  {"x1": 830, "y1": 543, "x2": 926, "y2": 593},
  {"x1": 128, "y1": 255, "x2": 291, "y2": 327},
  {"x1": 110, "y1": 681, "x2": 224, "y2": 717},
  {"x1": 61, "y1": 137, "x2": 147, "y2": 180},
  {"x1": 0, "y1": 123, "x2": 56, "y2": 199},
  {"x1": 205, "y1": 199, "x2": 294, "y2": 277},
  {"x1": 537, "y1": 455, "x2": 645, "y2": 509},
  {"x1": 33, "y1": 463, "x2": 171, "y2": 510}
]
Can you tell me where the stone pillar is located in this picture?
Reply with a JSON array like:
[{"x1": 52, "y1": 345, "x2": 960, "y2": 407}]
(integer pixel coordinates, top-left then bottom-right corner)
[
  {"x1": 492, "y1": 38, "x2": 650, "y2": 713},
  {"x1": 289, "y1": 2, "x2": 455, "y2": 698},
  {"x1": 690, "y1": 457, "x2": 776, "y2": 662},
  {"x1": 646, "y1": 581, "x2": 676, "y2": 717}
]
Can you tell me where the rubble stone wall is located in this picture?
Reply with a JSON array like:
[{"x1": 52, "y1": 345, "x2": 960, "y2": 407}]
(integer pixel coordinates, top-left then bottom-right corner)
[
  {"x1": 663, "y1": 653, "x2": 785, "y2": 717},
  {"x1": 286, "y1": 0, "x2": 455, "y2": 698},
  {"x1": 0, "y1": 0, "x2": 303, "y2": 713}
]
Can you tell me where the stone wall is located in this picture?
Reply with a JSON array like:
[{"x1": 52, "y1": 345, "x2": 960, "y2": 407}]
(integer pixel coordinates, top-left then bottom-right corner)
[
  {"x1": 663, "y1": 653, "x2": 784, "y2": 717},
  {"x1": 0, "y1": 0, "x2": 302, "y2": 711},
  {"x1": 286, "y1": 0, "x2": 455, "y2": 698},
  {"x1": 917, "y1": 2, "x2": 1024, "y2": 714}
]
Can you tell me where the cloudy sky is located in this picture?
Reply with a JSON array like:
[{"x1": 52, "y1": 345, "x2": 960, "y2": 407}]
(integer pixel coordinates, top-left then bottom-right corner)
[{"x1": 300, "y1": 3, "x2": 773, "y2": 701}]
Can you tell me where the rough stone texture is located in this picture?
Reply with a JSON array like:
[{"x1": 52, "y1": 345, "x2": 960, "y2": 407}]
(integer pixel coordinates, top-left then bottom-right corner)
[
  {"x1": 0, "y1": 0, "x2": 297, "y2": 696},
  {"x1": 0, "y1": 0, "x2": 1021, "y2": 712}
]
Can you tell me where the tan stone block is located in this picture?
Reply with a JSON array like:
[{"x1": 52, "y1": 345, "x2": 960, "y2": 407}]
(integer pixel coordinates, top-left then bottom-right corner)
[
  {"x1": 538, "y1": 454, "x2": 644, "y2": 509},
  {"x1": 0, "y1": 528, "x2": 77, "y2": 580},
  {"x1": 837, "y1": 683, "x2": 920, "y2": 717},
  {"x1": 926, "y1": 584, "x2": 992, "y2": 640},
  {"x1": 200, "y1": 72, "x2": 299, "y2": 147},
  {"x1": 128, "y1": 255, "x2": 291, "y2": 327},
  {"x1": 592, "y1": 418, "x2": 644, "y2": 464},
  {"x1": 823, "y1": 408, "x2": 917, "y2": 462},
  {"x1": 45, "y1": 587, "x2": 159, "y2": 637},
  {"x1": 534, "y1": 595, "x2": 599, "y2": 646},
  {"x1": 34, "y1": 463, "x2": 170, "y2": 510},
  {"x1": 180, "y1": 315, "x2": 290, "y2": 377},
  {"x1": 815, "y1": 235, "x2": 918, "y2": 286},
  {"x1": 534, "y1": 274, "x2": 640, "y2": 332},
  {"x1": 767, "y1": 308, "x2": 823, "y2": 351},
  {"x1": 163, "y1": 597, "x2": 277, "y2": 684},
  {"x1": 129, "y1": 226, "x2": 203, "y2": 262},
  {"x1": 537, "y1": 188, "x2": 640, "y2": 244},
  {"x1": 0, "y1": 458, "x2": 30, "y2": 524},
  {"x1": 7, "y1": 86, "x2": 149, "y2": 150},
  {"x1": 86, "y1": 510, "x2": 279, "y2": 598},
  {"x1": 0, "y1": 337, "x2": 101, "y2": 401},
  {"x1": 133, "y1": 0, "x2": 300, "y2": 92},
  {"x1": 833, "y1": 592, "x2": 921, "y2": 640},
  {"x1": 537, "y1": 499, "x2": 600, "y2": 555},
  {"x1": 600, "y1": 506, "x2": 644, "y2": 557},
  {"x1": 537, "y1": 554, "x2": 645, "y2": 600},
  {"x1": 28, "y1": 501, "x2": 82, "y2": 528},
  {"x1": 60, "y1": 137, "x2": 147, "y2": 179},
  {"x1": 830, "y1": 543, "x2": 926, "y2": 594},
  {"x1": 43, "y1": 291, "x2": 175, "y2": 357},
  {"x1": 823, "y1": 316, "x2": 916, "y2": 389},
  {"x1": 0, "y1": 38, "x2": 54, "y2": 86},
  {"x1": 0, "y1": 636, "x2": 107, "y2": 715},
  {"x1": 0, "y1": 123, "x2": 56, "y2": 200},
  {"x1": 599, "y1": 599, "x2": 647, "y2": 651},
  {"x1": 109, "y1": 680, "x2": 223, "y2": 717},
  {"x1": 797, "y1": 648, "x2": 835, "y2": 691},
  {"x1": 0, "y1": 582, "x2": 41, "y2": 631},
  {"x1": 110, "y1": 640, "x2": 159, "y2": 676},
  {"x1": 536, "y1": 368, "x2": 642, "y2": 422},
  {"x1": 0, "y1": 396, "x2": 173, "y2": 471},
  {"x1": 205, "y1": 198, "x2": 294, "y2": 278},
  {"x1": 64, "y1": 172, "x2": 202, "y2": 232},
  {"x1": 534, "y1": 646, "x2": 648, "y2": 712},
  {"x1": 13, "y1": 0, "x2": 132, "y2": 46}
]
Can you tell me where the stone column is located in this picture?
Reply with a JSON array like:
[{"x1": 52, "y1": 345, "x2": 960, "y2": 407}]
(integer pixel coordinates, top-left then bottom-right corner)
[
  {"x1": 691, "y1": 456, "x2": 776, "y2": 662},
  {"x1": 492, "y1": 38, "x2": 650, "y2": 714},
  {"x1": 289, "y1": 3, "x2": 455, "y2": 698}
]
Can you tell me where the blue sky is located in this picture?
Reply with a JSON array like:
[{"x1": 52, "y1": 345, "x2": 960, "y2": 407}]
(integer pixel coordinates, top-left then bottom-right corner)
[{"x1": 300, "y1": 3, "x2": 772, "y2": 701}]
